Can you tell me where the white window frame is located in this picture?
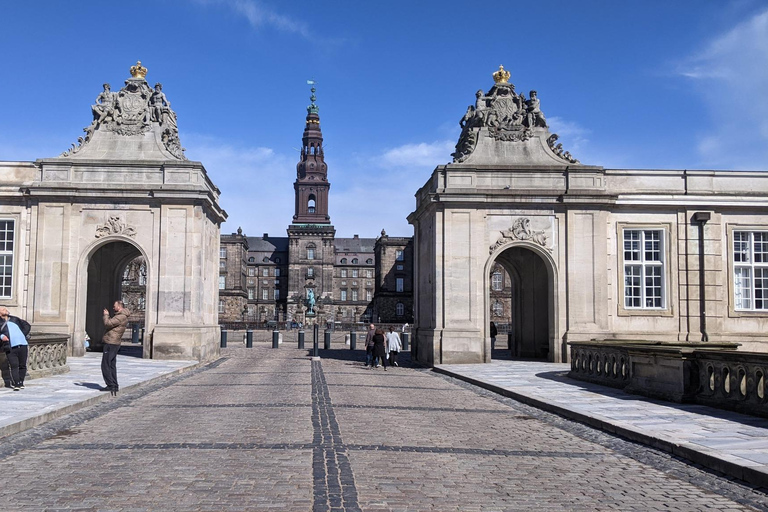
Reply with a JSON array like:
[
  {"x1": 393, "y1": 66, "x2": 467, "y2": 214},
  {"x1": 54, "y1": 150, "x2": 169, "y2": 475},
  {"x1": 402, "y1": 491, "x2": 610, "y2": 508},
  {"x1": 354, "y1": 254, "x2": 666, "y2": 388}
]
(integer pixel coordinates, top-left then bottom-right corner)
[
  {"x1": 218, "y1": 275, "x2": 226, "y2": 290},
  {"x1": 491, "y1": 272, "x2": 503, "y2": 291},
  {"x1": 622, "y1": 228, "x2": 666, "y2": 310},
  {"x1": 341, "y1": 269, "x2": 347, "y2": 278},
  {"x1": 352, "y1": 289, "x2": 358, "y2": 301},
  {"x1": 262, "y1": 267, "x2": 269, "y2": 277},
  {"x1": 366, "y1": 289, "x2": 372, "y2": 301},
  {"x1": 219, "y1": 247, "x2": 227, "y2": 259},
  {"x1": 352, "y1": 269, "x2": 359, "y2": 278},
  {"x1": 274, "y1": 268, "x2": 280, "y2": 277},
  {"x1": 733, "y1": 230, "x2": 768, "y2": 311},
  {"x1": 396, "y1": 302, "x2": 404, "y2": 316},
  {"x1": 396, "y1": 250, "x2": 404, "y2": 261},
  {"x1": 248, "y1": 288, "x2": 254, "y2": 300},
  {"x1": 262, "y1": 288, "x2": 269, "y2": 300},
  {"x1": 307, "y1": 247, "x2": 315, "y2": 260},
  {"x1": 492, "y1": 301, "x2": 504, "y2": 317},
  {"x1": 218, "y1": 300, "x2": 225, "y2": 314},
  {"x1": 341, "y1": 290, "x2": 347, "y2": 301}
]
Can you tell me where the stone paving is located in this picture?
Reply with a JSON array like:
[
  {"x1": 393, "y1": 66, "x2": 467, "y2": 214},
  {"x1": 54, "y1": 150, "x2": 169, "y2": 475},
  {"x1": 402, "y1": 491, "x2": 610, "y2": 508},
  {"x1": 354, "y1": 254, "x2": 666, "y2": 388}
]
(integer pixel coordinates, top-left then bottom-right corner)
[
  {"x1": 434, "y1": 359, "x2": 768, "y2": 488},
  {"x1": 0, "y1": 348, "x2": 198, "y2": 438},
  {"x1": 1, "y1": 345, "x2": 768, "y2": 510}
]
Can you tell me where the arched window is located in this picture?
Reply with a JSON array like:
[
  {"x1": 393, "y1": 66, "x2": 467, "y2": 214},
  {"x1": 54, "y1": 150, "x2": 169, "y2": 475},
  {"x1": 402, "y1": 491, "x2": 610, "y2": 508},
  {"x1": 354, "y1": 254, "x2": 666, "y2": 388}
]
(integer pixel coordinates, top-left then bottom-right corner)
[
  {"x1": 366, "y1": 258, "x2": 373, "y2": 264},
  {"x1": 340, "y1": 258, "x2": 347, "y2": 264},
  {"x1": 492, "y1": 301, "x2": 504, "y2": 317},
  {"x1": 308, "y1": 194, "x2": 316, "y2": 214},
  {"x1": 275, "y1": 257, "x2": 281, "y2": 263},
  {"x1": 396, "y1": 303, "x2": 405, "y2": 316},
  {"x1": 491, "y1": 272, "x2": 503, "y2": 291},
  {"x1": 248, "y1": 257, "x2": 255, "y2": 263},
  {"x1": 352, "y1": 258, "x2": 358, "y2": 264}
]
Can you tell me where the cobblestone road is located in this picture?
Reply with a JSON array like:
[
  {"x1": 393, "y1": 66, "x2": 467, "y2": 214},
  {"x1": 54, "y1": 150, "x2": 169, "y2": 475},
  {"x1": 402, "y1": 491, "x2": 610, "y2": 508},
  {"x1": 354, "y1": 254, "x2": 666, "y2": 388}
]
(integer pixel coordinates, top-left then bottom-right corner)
[{"x1": 1, "y1": 346, "x2": 767, "y2": 511}]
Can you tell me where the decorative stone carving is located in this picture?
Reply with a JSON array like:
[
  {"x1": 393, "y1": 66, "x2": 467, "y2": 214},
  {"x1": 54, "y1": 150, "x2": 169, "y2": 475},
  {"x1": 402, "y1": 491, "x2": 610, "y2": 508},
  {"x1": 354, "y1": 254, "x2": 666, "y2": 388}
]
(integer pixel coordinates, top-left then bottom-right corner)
[
  {"x1": 62, "y1": 61, "x2": 186, "y2": 160},
  {"x1": 547, "y1": 134, "x2": 579, "y2": 164},
  {"x1": 489, "y1": 218, "x2": 550, "y2": 253},
  {"x1": 95, "y1": 216, "x2": 137, "y2": 238},
  {"x1": 452, "y1": 65, "x2": 579, "y2": 164}
]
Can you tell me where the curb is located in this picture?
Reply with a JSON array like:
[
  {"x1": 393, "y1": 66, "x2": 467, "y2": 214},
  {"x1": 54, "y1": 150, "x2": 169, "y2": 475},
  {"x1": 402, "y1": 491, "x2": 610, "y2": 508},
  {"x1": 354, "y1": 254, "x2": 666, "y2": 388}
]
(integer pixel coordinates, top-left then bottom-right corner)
[
  {"x1": 432, "y1": 366, "x2": 768, "y2": 489},
  {"x1": 0, "y1": 358, "x2": 211, "y2": 440}
]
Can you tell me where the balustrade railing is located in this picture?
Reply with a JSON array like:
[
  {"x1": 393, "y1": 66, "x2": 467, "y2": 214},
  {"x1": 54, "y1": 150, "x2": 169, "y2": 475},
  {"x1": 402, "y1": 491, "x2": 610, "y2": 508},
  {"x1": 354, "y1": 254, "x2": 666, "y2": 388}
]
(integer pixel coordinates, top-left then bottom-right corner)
[{"x1": 1, "y1": 333, "x2": 70, "y2": 386}]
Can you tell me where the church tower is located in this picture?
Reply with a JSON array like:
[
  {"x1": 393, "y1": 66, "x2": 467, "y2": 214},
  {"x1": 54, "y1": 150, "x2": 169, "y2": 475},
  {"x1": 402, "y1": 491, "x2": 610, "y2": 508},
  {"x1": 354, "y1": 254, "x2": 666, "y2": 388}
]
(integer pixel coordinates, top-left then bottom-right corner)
[
  {"x1": 293, "y1": 83, "x2": 330, "y2": 224},
  {"x1": 287, "y1": 82, "x2": 336, "y2": 324}
]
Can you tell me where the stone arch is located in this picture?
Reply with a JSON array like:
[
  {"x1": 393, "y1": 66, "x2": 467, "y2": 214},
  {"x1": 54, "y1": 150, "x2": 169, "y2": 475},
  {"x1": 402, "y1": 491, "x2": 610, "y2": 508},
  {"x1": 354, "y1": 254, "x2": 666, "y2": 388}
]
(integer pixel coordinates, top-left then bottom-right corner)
[
  {"x1": 73, "y1": 235, "x2": 152, "y2": 357},
  {"x1": 485, "y1": 241, "x2": 559, "y2": 361}
]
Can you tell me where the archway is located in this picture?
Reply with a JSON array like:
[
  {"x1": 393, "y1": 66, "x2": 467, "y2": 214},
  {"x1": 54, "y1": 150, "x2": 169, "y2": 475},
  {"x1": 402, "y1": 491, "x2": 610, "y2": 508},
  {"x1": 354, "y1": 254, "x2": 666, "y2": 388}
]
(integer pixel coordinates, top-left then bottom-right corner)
[
  {"x1": 490, "y1": 245, "x2": 554, "y2": 360},
  {"x1": 85, "y1": 240, "x2": 145, "y2": 354}
]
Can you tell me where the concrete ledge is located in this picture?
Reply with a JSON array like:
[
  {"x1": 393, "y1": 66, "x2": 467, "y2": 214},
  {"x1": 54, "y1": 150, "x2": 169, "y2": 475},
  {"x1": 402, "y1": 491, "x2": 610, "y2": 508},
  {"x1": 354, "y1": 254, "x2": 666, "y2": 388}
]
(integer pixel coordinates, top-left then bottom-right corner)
[{"x1": 433, "y1": 365, "x2": 768, "y2": 488}]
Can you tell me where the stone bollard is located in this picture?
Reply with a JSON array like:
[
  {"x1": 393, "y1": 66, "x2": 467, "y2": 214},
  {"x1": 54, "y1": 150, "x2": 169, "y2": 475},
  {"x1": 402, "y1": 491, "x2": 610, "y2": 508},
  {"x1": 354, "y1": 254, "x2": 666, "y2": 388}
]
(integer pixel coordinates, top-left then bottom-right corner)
[
  {"x1": 140, "y1": 328, "x2": 145, "y2": 344},
  {"x1": 507, "y1": 332, "x2": 513, "y2": 351},
  {"x1": 298, "y1": 330, "x2": 305, "y2": 349},
  {"x1": 350, "y1": 331, "x2": 357, "y2": 350},
  {"x1": 272, "y1": 330, "x2": 279, "y2": 349},
  {"x1": 131, "y1": 324, "x2": 139, "y2": 344},
  {"x1": 220, "y1": 329, "x2": 227, "y2": 348},
  {"x1": 246, "y1": 330, "x2": 253, "y2": 348},
  {"x1": 324, "y1": 330, "x2": 331, "y2": 350},
  {"x1": 313, "y1": 325, "x2": 319, "y2": 358},
  {"x1": 402, "y1": 332, "x2": 409, "y2": 351}
]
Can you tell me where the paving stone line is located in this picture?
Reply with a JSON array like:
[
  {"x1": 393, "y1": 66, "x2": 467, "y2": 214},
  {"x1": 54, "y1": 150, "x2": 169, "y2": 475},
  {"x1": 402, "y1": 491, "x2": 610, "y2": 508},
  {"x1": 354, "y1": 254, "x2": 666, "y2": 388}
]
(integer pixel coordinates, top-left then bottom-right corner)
[
  {"x1": 434, "y1": 370, "x2": 768, "y2": 512},
  {"x1": 312, "y1": 359, "x2": 361, "y2": 512}
]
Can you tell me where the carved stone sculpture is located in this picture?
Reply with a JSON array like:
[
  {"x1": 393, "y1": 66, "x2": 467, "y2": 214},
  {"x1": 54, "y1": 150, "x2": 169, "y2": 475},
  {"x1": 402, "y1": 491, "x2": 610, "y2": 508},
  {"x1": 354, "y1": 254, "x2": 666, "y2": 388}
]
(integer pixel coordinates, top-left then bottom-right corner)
[
  {"x1": 95, "y1": 216, "x2": 137, "y2": 238},
  {"x1": 306, "y1": 289, "x2": 316, "y2": 314},
  {"x1": 489, "y1": 218, "x2": 550, "y2": 253}
]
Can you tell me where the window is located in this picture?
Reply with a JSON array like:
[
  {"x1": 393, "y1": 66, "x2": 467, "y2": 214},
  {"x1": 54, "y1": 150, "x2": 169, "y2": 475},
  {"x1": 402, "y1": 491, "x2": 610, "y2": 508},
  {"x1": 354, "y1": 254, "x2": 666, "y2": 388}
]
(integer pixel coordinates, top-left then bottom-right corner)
[
  {"x1": 138, "y1": 263, "x2": 147, "y2": 286},
  {"x1": 248, "y1": 257, "x2": 255, "y2": 263},
  {"x1": 396, "y1": 250, "x2": 404, "y2": 261},
  {"x1": 262, "y1": 288, "x2": 269, "y2": 300},
  {"x1": 396, "y1": 264, "x2": 404, "y2": 271},
  {"x1": 623, "y1": 229, "x2": 665, "y2": 309},
  {"x1": 137, "y1": 296, "x2": 146, "y2": 311},
  {"x1": 492, "y1": 272, "x2": 503, "y2": 291},
  {"x1": 734, "y1": 231, "x2": 768, "y2": 310},
  {"x1": 492, "y1": 301, "x2": 504, "y2": 317},
  {"x1": 308, "y1": 195, "x2": 316, "y2": 214},
  {"x1": 274, "y1": 268, "x2": 280, "y2": 277},
  {"x1": 248, "y1": 267, "x2": 255, "y2": 276},
  {"x1": 352, "y1": 289, "x2": 358, "y2": 301},
  {"x1": 218, "y1": 300, "x2": 224, "y2": 314},
  {"x1": 366, "y1": 258, "x2": 373, "y2": 265},
  {"x1": 341, "y1": 290, "x2": 347, "y2": 301},
  {"x1": 274, "y1": 289, "x2": 280, "y2": 300},
  {"x1": 218, "y1": 275, "x2": 226, "y2": 290},
  {"x1": 366, "y1": 269, "x2": 372, "y2": 278},
  {"x1": 219, "y1": 247, "x2": 226, "y2": 259},
  {"x1": 352, "y1": 258, "x2": 358, "y2": 264},
  {"x1": 341, "y1": 269, "x2": 347, "y2": 278},
  {"x1": 219, "y1": 260, "x2": 226, "y2": 269},
  {"x1": 366, "y1": 290, "x2": 372, "y2": 301},
  {"x1": 396, "y1": 302, "x2": 404, "y2": 316},
  {"x1": 262, "y1": 268, "x2": 269, "y2": 277},
  {"x1": 396, "y1": 278, "x2": 404, "y2": 293},
  {"x1": 307, "y1": 267, "x2": 314, "y2": 277},
  {"x1": 352, "y1": 269, "x2": 359, "y2": 278},
  {"x1": 248, "y1": 288, "x2": 254, "y2": 300},
  {"x1": 341, "y1": 258, "x2": 347, "y2": 264},
  {"x1": 307, "y1": 247, "x2": 315, "y2": 260}
]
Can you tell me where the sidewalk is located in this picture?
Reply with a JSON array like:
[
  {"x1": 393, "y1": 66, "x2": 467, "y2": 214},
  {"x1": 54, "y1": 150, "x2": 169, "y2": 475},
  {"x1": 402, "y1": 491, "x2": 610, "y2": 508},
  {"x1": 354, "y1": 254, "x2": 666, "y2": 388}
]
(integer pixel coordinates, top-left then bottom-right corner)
[
  {"x1": 0, "y1": 351, "x2": 200, "y2": 439},
  {"x1": 435, "y1": 360, "x2": 768, "y2": 488}
]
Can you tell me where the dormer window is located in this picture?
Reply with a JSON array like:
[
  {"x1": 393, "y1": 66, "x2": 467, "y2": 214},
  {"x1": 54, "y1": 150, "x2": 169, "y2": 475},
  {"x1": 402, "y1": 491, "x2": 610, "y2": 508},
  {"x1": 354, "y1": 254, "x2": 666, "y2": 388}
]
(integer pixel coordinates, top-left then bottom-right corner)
[
  {"x1": 352, "y1": 258, "x2": 358, "y2": 264},
  {"x1": 340, "y1": 258, "x2": 347, "y2": 264}
]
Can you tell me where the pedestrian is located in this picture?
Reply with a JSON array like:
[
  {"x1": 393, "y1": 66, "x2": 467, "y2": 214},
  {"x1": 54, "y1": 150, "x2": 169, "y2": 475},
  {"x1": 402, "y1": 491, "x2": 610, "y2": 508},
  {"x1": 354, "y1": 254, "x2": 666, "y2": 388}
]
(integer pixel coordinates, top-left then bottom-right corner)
[
  {"x1": 364, "y1": 323, "x2": 375, "y2": 368},
  {"x1": 102, "y1": 301, "x2": 130, "y2": 396},
  {"x1": 372, "y1": 328, "x2": 387, "y2": 370},
  {"x1": 490, "y1": 321, "x2": 498, "y2": 350},
  {"x1": 0, "y1": 306, "x2": 31, "y2": 391},
  {"x1": 386, "y1": 326, "x2": 402, "y2": 367}
]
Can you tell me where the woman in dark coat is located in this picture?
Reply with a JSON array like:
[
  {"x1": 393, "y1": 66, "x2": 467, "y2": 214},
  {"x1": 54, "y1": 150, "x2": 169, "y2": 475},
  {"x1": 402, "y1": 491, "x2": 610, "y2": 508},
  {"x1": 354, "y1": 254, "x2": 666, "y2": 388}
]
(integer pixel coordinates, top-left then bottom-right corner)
[{"x1": 372, "y1": 328, "x2": 388, "y2": 370}]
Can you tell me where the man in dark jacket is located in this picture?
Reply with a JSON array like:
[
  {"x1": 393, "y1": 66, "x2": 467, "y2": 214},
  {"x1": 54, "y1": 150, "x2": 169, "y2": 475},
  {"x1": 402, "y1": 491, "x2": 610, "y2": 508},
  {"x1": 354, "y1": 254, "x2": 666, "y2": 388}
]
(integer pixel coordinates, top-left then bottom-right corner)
[
  {"x1": 102, "y1": 301, "x2": 130, "y2": 396},
  {"x1": 364, "y1": 323, "x2": 375, "y2": 368},
  {"x1": 0, "y1": 306, "x2": 31, "y2": 390}
]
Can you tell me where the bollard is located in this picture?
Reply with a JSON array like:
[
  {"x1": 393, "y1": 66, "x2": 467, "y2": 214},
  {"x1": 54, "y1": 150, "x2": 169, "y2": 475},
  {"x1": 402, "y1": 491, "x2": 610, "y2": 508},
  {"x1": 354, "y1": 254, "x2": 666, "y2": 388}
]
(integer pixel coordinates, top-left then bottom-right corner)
[
  {"x1": 350, "y1": 331, "x2": 357, "y2": 350},
  {"x1": 246, "y1": 330, "x2": 253, "y2": 348},
  {"x1": 272, "y1": 330, "x2": 279, "y2": 349},
  {"x1": 324, "y1": 330, "x2": 331, "y2": 350},
  {"x1": 507, "y1": 332, "x2": 513, "y2": 351},
  {"x1": 313, "y1": 324, "x2": 319, "y2": 358},
  {"x1": 220, "y1": 329, "x2": 228, "y2": 348},
  {"x1": 298, "y1": 330, "x2": 305, "y2": 349},
  {"x1": 131, "y1": 324, "x2": 139, "y2": 344},
  {"x1": 402, "y1": 332, "x2": 409, "y2": 351},
  {"x1": 140, "y1": 328, "x2": 145, "y2": 344}
]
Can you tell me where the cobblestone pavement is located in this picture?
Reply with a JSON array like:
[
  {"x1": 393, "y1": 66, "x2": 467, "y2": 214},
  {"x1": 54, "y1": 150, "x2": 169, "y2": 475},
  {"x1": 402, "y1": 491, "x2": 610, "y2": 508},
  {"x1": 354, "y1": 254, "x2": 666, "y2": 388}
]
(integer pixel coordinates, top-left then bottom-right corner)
[{"x1": 1, "y1": 346, "x2": 767, "y2": 511}]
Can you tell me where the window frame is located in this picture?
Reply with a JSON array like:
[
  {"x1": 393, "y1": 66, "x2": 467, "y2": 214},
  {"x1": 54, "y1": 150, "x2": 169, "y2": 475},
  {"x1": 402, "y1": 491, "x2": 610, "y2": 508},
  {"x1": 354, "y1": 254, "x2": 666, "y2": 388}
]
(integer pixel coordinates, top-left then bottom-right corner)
[
  {"x1": 396, "y1": 277, "x2": 404, "y2": 293},
  {"x1": 616, "y1": 223, "x2": 673, "y2": 316},
  {"x1": 729, "y1": 226, "x2": 768, "y2": 316},
  {"x1": 0, "y1": 219, "x2": 16, "y2": 300}
]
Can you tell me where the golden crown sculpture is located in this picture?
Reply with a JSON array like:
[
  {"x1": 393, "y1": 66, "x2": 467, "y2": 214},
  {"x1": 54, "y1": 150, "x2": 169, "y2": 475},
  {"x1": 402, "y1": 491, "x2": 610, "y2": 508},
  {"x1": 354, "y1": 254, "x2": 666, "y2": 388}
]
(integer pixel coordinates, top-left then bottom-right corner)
[
  {"x1": 130, "y1": 61, "x2": 148, "y2": 79},
  {"x1": 492, "y1": 65, "x2": 511, "y2": 84}
]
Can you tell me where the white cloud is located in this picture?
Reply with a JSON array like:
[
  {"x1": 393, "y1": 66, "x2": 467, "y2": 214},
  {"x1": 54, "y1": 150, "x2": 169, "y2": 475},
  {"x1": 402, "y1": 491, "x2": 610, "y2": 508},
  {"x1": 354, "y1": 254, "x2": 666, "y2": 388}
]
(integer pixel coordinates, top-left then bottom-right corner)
[
  {"x1": 380, "y1": 140, "x2": 454, "y2": 168},
  {"x1": 194, "y1": 0, "x2": 314, "y2": 41},
  {"x1": 677, "y1": 9, "x2": 768, "y2": 169},
  {"x1": 547, "y1": 116, "x2": 591, "y2": 153}
]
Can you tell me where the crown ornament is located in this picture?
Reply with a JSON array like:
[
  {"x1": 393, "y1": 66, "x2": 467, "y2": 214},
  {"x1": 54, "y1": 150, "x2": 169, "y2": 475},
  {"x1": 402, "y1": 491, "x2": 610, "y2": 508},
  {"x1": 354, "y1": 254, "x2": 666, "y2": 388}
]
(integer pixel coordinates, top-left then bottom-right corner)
[
  {"x1": 492, "y1": 65, "x2": 511, "y2": 84},
  {"x1": 130, "y1": 60, "x2": 148, "y2": 79}
]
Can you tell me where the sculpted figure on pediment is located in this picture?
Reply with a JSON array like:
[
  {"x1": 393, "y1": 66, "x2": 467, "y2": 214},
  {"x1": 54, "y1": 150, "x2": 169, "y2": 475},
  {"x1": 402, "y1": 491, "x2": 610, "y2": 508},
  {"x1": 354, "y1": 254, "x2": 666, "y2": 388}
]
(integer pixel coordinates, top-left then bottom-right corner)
[{"x1": 91, "y1": 84, "x2": 118, "y2": 125}]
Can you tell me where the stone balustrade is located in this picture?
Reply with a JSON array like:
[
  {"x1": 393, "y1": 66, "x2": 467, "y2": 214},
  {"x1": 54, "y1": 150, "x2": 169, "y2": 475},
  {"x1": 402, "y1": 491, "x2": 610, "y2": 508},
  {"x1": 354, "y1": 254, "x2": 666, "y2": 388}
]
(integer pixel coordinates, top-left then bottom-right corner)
[
  {"x1": 1, "y1": 333, "x2": 70, "y2": 386},
  {"x1": 568, "y1": 341, "x2": 768, "y2": 418}
]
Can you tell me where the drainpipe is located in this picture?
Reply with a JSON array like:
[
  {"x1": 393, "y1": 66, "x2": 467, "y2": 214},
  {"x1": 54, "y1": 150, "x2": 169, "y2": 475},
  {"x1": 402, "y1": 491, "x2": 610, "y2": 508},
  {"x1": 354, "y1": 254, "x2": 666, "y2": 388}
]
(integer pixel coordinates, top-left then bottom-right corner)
[{"x1": 692, "y1": 212, "x2": 711, "y2": 342}]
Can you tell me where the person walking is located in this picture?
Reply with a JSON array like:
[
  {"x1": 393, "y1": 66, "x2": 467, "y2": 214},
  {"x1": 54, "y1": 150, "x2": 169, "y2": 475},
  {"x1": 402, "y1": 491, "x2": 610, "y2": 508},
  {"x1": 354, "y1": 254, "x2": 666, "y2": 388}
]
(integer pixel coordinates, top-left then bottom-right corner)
[
  {"x1": 490, "y1": 321, "x2": 498, "y2": 350},
  {"x1": 386, "y1": 327, "x2": 402, "y2": 367},
  {"x1": 102, "y1": 301, "x2": 130, "y2": 396},
  {"x1": 372, "y1": 328, "x2": 388, "y2": 370},
  {"x1": 364, "y1": 323, "x2": 375, "y2": 368},
  {"x1": 0, "y1": 307, "x2": 31, "y2": 390}
]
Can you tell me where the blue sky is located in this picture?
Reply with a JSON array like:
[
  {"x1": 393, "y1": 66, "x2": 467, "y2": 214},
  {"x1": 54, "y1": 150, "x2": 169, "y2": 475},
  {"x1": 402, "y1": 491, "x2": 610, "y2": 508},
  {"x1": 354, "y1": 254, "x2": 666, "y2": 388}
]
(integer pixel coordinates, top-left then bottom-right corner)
[{"x1": 1, "y1": 1, "x2": 767, "y2": 238}]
